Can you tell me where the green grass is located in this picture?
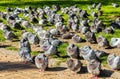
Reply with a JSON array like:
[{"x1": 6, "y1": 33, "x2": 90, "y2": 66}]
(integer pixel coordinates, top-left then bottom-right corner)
[
  {"x1": 6, "y1": 46, "x2": 18, "y2": 51},
  {"x1": 0, "y1": 30, "x2": 6, "y2": 42},
  {"x1": 31, "y1": 51, "x2": 43, "y2": 55}
]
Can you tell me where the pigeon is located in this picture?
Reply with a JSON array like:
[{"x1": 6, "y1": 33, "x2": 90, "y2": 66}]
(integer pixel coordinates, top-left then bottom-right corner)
[
  {"x1": 49, "y1": 38, "x2": 62, "y2": 46},
  {"x1": 22, "y1": 31, "x2": 40, "y2": 45},
  {"x1": 12, "y1": 22, "x2": 21, "y2": 29},
  {"x1": 49, "y1": 28, "x2": 60, "y2": 37},
  {"x1": 90, "y1": 23, "x2": 101, "y2": 33},
  {"x1": 21, "y1": 20, "x2": 31, "y2": 28},
  {"x1": 97, "y1": 35, "x2": 110, "y2": 48},
  {"x1": 95, "y1": 20, "x2": 105, "y2": 30},
  {"x1": 72, "y1": 34, "x2": 83, "y2": 43},
  {"x1": 62, "y1": 32, "x2": 74, "y2": 39},
  {"x1": 43, "y1": 32, "x2": 53, "y2": 39},
  {"x1": 96, "y1": 3, "x2": 102, "y2": 10},
  {"x1": 91, "y1": 11, "x2": 98, "y2": 18},
  {"x1": 80, "y1": 10, "x2": 89, "y2": 18},
  {"x1": 91, "y1": 3, "x2": 96, "y2": 9},
  {"x1": 79, "y1": 26, "x2": 90, "y2": 34},
  {"x1": 4, "y1": 30, "x2": 16, "y2": 41},
  {"x1": 67, "y1": 44, "x2": 79, "y2": 59},
  {"x1": 80, "y1": 45, "x2": 97, "y2": 61},
  {"x1": 110, "y1": 22, "x2": 120, "y2": 29},
  {"x1": 39, "y1": 19, "x2": 47, "y2": 25},
  {"x1": 71, "y1": 23, "x2": 79, "y2": 32},
  {"x1": 41, "y1": 40, "x2": 59, "y2": 57},
  {"x1": 87, "y1": 59, "x2": 101, "y2": 79},
  {"x1": 18, "y1": 47, "x2": 32, "y2": 63},
  {"x1": 27, "y1": 34, "x2": 40, "y2": 45},
  {"x1": 102, "y1": 27, "x2": 114, "y2": 34},
  {"x1": 112, "y1": 3, "x2": 119, "y2": 8},
  {"x1": 110, "y1": 38, "x2": 120, "y2": 47},
  {"x1": 29, "y1": 16, "x2": 38, "y2": 23},
  {"x1": 94, "y1": 50, "x2": 107, "y2": 58},
  {"x1": 107, "y1": 54, "x2": 120, "y2": 70},
  {"x1": 66, "y1": 58, "x2": 82, "y2": 73},
  {"x1": 97, "y1": 10, "x2": 103, "y2": 16},
  {"x1": 35, "y1": 53, "x2": 48, "y2": 71},
  {"x1": 85, "y1": 31, "x2": 97, "y2": 44},
  {"x1": 19, "y1": 37, "x2": 31, "y2": 50}
]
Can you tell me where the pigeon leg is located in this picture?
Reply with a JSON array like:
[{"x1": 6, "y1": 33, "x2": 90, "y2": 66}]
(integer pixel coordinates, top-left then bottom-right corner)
[
  {"x1": 95, "y1": 76, "x2": 98, "y2": 79},
  {"x1": 22, "y1": 61, "x2": 27, "y2": 64},
  {"x1": 39, "y1": 69, "x2": 45, "y2": 72}
]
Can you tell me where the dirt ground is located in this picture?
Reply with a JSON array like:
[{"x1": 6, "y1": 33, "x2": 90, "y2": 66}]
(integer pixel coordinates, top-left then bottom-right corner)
[{"x1": 0, "y1": 40, "x2": 118, "y2": 79}]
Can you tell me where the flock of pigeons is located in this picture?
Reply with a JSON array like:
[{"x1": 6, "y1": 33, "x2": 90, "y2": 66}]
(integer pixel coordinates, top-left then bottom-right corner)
[{"x1": 0, "y1": 2, "x2": 120, "y2": 79}]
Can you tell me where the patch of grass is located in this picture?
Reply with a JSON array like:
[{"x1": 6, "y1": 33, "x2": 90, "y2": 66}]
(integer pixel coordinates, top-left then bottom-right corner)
[
  {"x1": 6, "y1": 46, "x2": 18, "y2": 51},
  {"x1": 99, "y1": 55, "x2": 108, "y2": 65},
  {"x1": 0, "y1": 30, "x2": 6, "y2": 42},
  {"x1": 31, "y1": 51, "x2": 43, "y2": 56},
  {"x1": 58, "y1": 42, "x2": 69, "y2": 57}
]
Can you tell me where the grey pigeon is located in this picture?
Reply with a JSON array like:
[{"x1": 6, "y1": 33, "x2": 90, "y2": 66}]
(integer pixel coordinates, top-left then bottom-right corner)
[
  {"x1": 22, "y1": 31, "x2": 39, "y2": 45},
  {"x1": 72, "y1": 34, "x2": 83, "y2": 43},
  {"x1": 19, "y1": 37, "x2": 31, "y2": 50},
  {"x1": 80, "y1": 45, "x2": 97, "y2": 61},
  {"x1": 27, "y1": 34, "x2": 40, "y2": 45},
  {"x1": 35, "y1": 53, "x2": 48, "y2": 71},
  {"x1": 79, "y1": 26, "x2": 90, "y2": 34},
  {"x1": 18, "y1": 47, "x2": 32, "y2": 63},
  {"x1": 49, "y1": 28, "x2": 60, "y2": 37},
  {"x1": 107, "y1": 54, "x2": 120, "y2": 70},
  {"x1": 66, "y1": 58, "x2": 82, "y2": 73},
  {"x1": 62, "y1": 32, "x2": 74, "y2": 39},
  {"x1": 97, "y1": 35, "x2": 110, "y2": 48},
  {"x1": 22, "y1": 21, "x2": 31, "y2": 28},
  {"x1": 95, "y1": 50, "x2": 107, "y2": 58},
  {"x1": 103, "y1": 27, "x2": 114, "y2": 34},
  {"x1": 12, "y1": 22, "x2": 21, "y2": 29},
  {"x1": 87, "y1": 59, "x2": 101, "y2": 79},
  {"x1": 71, "y1": 23, "x2": 79, "y2": 32},
  {"x1": 41, "y1": 40, "x2": 59, "y2": 57},
  {"x1": 4, "y1": 30, "x2": 16, "y2": 41},
  {"x1": 67, "y1": 44, "x2": 79, "y2": 59},
  {"x1": 80, "y1": 10, "x2": 89, "y2": 18},
  {"x1": 85, "y1": 31, "x2": 97, "y2": 44},
  {"x1": 49, "y1": 38, "x2": 62, "y2": 46}
]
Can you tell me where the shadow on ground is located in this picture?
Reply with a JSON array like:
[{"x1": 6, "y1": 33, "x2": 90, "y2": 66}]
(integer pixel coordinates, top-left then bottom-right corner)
[
  {"x1": 99, "y1": 69, "x2": 114, "y2": 78},
  {"x1": 0, "y1": 61, "x2": 36, "y2": 71},
  {"x1": 47, "y1": 67, "x2": 67, "y2": 71},
  {"x1": 0, "y1": 45, "x2": 11, "y2": 48}
]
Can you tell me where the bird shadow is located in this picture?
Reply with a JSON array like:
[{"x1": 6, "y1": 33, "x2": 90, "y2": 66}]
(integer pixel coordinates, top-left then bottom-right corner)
[
  {"x1": 0, "y1": 61, "x2": 36, "y2": 71},
  {"x1": 81, "y1": 39, "x2": 86, "y2": 43},
  {"x1": 47, "y1": 67, "x2": 67, "y2": 72},
  {"x1": 0, "y1": 45, "x2": 11, "y2": 48},
  {"x1": 99, "y1": 69, "x2": 114, "y2": 78},
  {"x1": 61, "y1": 55, "x2": 70, "y2": 58},
  {"x1": 12, "y1": 39, "x2": 20, "y2": 42},
  {"x1": 77, "y1": 66, "x2": 88, "y2": 74}
]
